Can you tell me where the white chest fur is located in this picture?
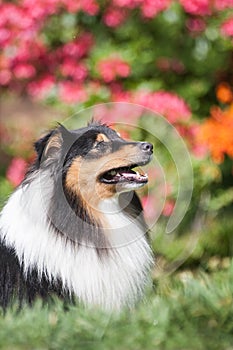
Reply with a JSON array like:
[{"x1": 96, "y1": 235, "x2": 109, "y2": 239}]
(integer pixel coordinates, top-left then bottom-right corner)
[{"x1": 0, "y1": 184, "x2": 153, "y2": 310}]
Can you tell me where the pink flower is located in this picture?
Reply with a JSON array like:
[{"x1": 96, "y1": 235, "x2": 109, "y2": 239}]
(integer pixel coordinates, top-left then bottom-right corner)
[
  {"x1": 6, "y1": 157, "x2": 27, "y2": 187},
  {"x1": 133, "y1": 91, "x2": 191, "y2": 123},
  {"x1": 110, "y1": 82, "x2": 132, "y2": 102},
  {"x1": 0, "y1": 4, "x2": 26, "y2": 27},
  {"x1": 141, "y1": 194, "x2": 156, "y2": 221},
  {"x1": 0, "y1": 28, "x2": 11, "y2": 47},
  {"x1": 141, "y1": 0, "x2": 170, "y2": 18},
  {"x1": 0, "y1": 70, "x2": 11, "y2": 85},
  {"x1": 98, "y1": 58, "x2": 130, "y2": 82},
  {"x1": 221, "y1": 18, "x2": 233, "y2": 37},
  {"x1": 162, "y1": 199, "x2": 175, "y2": 216},
  {"x1": 27, "y1": 75, "x2": 55, "y2": 98},
  {"x1": 156, "y1": 57, "x2": 185, "y2": 74},
  {"x1": 82, "y1": 0, "x2": 99, "y2": 15},
  {"x1": 13, "y1": 40, "x2": 47, "y2": 62},
  {"x1": 179, "y1": 0, "x2": 212, "y2": 15},
  {"x1": 103, "y1": 7, "x2": 127, "y2": 27},
  {"x1": 59, "y1": 81, "x2": 87, "y2": 103},
  {"x1": 60, "y1": 59, "x2": 88, "y2": 81},
  {"x1": 23, "y1": 0, "x2": 58, "y2": 19},
  {"x1": 102, "y1": 103, "x2": 142, "y2": 124},
  {"x1": 61, "y1": 34, "x2": 94, "y2": 59},
  {"x1": 192, "y1": 143, "x2": 208, "y2": 158},
  {"x1": 62, "y1": 0, "x2": 99, "y2": 15},
  {"x1": 214, "y1": 0, "x2": 233, "y2": 11},
  {"x1": 186, "y1": 18, "x2": 206, "y2": 33},
  {"x1": 13, "y1": 63, "x2": 36, "y2": 79},
  {"x1": 187, "y1": 124, "x2": 208, "y2": 158},
  {"x1": 176, "y1": 123, "x2": 208, "y2": 158},
  {"x1": 113, "y1": 0, "x2": 142, "y2": 9}
]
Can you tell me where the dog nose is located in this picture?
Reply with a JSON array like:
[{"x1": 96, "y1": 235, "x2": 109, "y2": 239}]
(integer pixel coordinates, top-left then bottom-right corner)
[{"x1": 140, "y1": 142, "x2": 153, "y2": 154}]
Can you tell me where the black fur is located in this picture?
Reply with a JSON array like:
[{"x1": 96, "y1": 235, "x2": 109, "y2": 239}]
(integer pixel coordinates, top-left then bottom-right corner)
[
  {"x1": 48, "y1": 171, "x2": 110, "y2": 252},
  {"x1": 0, "y1": 237, "x2": 73, "y2": 312}
]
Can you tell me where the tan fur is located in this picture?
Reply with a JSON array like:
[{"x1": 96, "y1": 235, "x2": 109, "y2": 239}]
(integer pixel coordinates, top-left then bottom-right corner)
[
  {"x1": 95, "y1": 133, "x2": 109, "y2": 143},
  {"x1": 65, "y1": 143, "x2": 140, "y2": 225},
  {"x1": 65, "y1": 157, "x2": 111, "y2": 227}
]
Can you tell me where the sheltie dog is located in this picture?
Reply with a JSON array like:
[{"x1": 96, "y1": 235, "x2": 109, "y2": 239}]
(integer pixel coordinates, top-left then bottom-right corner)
[{"x1": 0, "y1": 121, "x2": 153, "y2": 311}]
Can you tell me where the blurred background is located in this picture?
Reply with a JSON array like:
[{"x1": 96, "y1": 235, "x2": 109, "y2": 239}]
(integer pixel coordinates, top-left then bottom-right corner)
[{"x1": 0, "y1": 0, "x2": 233, "y2": 348}]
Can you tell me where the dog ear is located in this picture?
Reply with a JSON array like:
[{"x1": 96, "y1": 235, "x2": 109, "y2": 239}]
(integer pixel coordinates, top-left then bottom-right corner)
[
  {"x1": 34, "y1": 124, "x2": 76, "y2": 165},
  {"x1": 57, "y1": 123, "x2": 75, "y2": 144},
  {"x1": 34, "y1": 125, "x2": 65, "y2": 161},
  {"x1": 34, "y1": 130, "x2": 56, "y2": 164}
]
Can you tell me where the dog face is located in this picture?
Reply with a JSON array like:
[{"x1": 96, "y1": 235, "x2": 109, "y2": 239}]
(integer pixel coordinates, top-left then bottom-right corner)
[{"x1": 34, "y1": 122, "x2": 153, "y2": 207}]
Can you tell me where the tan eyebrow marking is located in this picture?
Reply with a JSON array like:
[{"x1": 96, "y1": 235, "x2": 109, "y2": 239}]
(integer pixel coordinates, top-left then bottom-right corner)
[{"x1": 96, "y1": 133, "x2": 109, "y2": 143}]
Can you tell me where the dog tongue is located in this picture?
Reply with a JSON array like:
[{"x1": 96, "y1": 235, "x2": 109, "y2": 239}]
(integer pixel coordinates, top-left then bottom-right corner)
[
  {"x1": 118, "y1": 168, "x2": 135, "y2": 179},
  {"x1": 103, "y1": 168, "x2": 148, "y2": 183},
  {"x1": 118, "y1": 169, "x2": 147, "y2": 182}
]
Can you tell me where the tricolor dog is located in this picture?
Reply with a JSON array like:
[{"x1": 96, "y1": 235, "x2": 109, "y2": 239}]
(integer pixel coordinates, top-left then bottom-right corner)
[{"x1": 0, "y1": 121, "x2": 153, "y2": 310}]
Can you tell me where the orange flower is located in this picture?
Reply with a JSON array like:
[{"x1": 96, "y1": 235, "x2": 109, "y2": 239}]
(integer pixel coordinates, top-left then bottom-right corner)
[
  {"x1": 198, "y1": 103, "x2": 233, "y2": 163},
  {"x1": 216, "y1": 82, "x2": 233, "y2": 104}
]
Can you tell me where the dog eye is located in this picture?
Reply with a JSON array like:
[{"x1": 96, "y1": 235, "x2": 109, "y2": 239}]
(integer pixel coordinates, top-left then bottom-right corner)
[{"x1": 94, "y1": 140, "x2": 105, "y2": 148}]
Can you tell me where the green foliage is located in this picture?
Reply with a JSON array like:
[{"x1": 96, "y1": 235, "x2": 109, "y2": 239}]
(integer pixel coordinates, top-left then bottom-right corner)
[
  {"x1": 0, "y1": 178, "x2": 13, "y2": 210},
  {"x1": 152, "y1": 213, "x2": 233, "y2": 268},
  {"x1": 0, "y1": 264, "x2": 233, "y2": 349}
]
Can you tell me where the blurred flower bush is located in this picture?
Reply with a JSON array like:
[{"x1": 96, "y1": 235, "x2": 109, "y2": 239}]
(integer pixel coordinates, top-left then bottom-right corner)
[{"x1": 0, "y1": 0, "x2": 233, "y2": 263}]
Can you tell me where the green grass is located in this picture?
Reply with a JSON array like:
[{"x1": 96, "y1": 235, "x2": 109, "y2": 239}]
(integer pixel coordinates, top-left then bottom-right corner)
[{"x1": 1, "y1": 264, "x2": 233, "y2": 350}]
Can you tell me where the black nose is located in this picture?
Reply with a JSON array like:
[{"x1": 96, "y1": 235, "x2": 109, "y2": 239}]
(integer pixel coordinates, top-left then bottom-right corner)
[{"x1": 140, "y1": 142, "x2": 153, "y2": 154}]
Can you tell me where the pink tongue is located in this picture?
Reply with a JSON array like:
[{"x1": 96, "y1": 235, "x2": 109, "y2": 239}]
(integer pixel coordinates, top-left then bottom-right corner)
[
  {"x1": 119, "y1": 170, "x2": 147, "y2": 181},
  {"x1": 118, "y1": 170, "x2": 135, "y2": 178},
  {"x1": 121, "y1": 172, "x2": 135, "y2": 178}
]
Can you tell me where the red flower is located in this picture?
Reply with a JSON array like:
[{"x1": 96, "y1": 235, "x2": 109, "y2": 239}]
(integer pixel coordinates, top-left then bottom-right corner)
[{"x1": 6, "y1": 157, "x2": 27, "y2": 187}]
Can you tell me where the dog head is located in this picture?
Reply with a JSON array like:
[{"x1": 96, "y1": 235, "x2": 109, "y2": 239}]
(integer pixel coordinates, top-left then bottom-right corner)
[{"x1": 33, "y1": 121, "x2": 153, "y2": 207}]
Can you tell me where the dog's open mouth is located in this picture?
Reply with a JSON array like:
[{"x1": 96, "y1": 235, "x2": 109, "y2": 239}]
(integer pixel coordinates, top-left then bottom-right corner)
[{"x1": 100, "y1": 165, "x2": 148, "y2": 184}]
